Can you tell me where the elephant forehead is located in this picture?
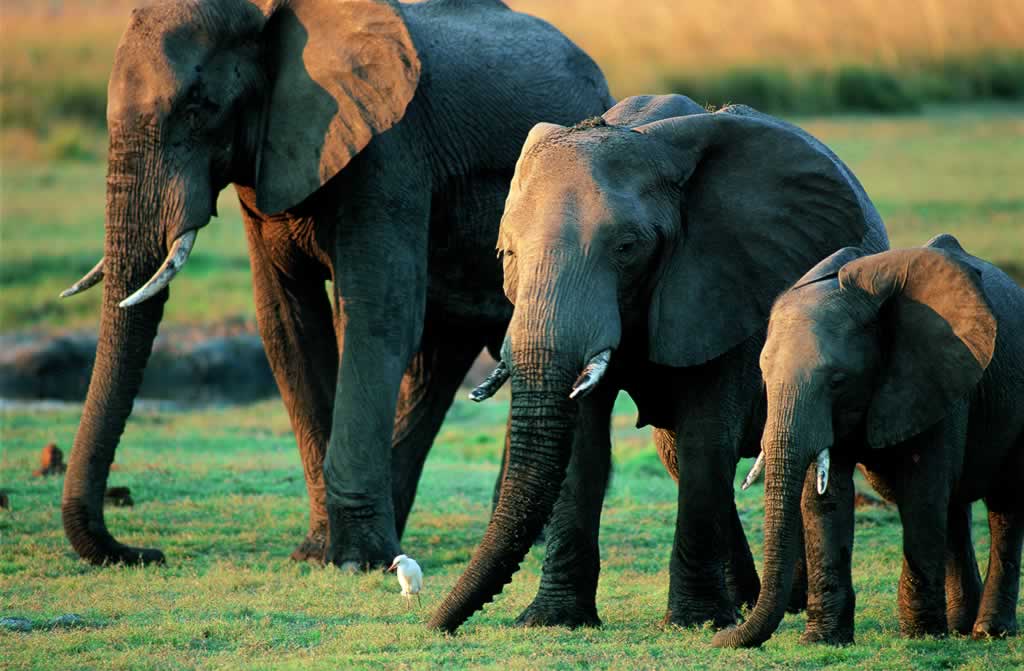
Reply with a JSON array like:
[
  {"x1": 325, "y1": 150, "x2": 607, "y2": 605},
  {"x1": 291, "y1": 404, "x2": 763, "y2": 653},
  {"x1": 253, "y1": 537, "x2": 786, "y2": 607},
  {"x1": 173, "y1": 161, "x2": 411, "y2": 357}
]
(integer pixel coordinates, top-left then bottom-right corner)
[{"x1": 107, "y1": 0, "x2": 261, "y2": 121}]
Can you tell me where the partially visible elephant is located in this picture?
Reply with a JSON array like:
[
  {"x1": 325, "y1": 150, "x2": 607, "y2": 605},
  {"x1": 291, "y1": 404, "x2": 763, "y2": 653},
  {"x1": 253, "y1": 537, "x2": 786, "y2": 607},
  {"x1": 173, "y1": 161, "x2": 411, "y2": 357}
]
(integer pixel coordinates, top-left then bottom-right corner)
[
  {"x1": 428, "y1": 94, "x2": 890, "y2": 633},
  {"x1": 59, "y1": 0, "x2": 612, "y2": 567},
  {"x1": 714, "y1": 234, "x2": 1024, "y2": 648}
]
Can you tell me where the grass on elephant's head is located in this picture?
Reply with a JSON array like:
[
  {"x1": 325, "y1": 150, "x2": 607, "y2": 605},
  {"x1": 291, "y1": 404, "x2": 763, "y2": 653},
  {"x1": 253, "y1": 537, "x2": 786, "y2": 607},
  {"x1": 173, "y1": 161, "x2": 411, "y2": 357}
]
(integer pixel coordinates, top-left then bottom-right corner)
[{"x1": 2, "y1": 395, "x2": 1022, "y2": 669}]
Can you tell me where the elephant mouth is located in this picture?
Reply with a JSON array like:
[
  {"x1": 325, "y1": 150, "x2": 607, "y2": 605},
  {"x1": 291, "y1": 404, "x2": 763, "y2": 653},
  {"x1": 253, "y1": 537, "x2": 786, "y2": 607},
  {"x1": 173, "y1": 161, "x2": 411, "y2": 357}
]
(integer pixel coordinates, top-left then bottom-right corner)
[{"x1": 470, "y1": 349, "x2": 613, "y2": 403}]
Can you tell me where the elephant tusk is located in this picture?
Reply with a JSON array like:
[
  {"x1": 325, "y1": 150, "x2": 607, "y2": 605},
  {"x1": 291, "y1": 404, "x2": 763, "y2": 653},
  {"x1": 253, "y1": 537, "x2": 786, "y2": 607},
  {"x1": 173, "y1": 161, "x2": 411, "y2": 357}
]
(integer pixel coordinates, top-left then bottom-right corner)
[
  {"x1": 569, "y1": 349, "x2": 612, "y2": 400},
  {"x1": 119, "y1": 230, "x2": 197, "y2": 308},
  {"x1": 60, "y1": 257, "x2": 105, "y2": 298},
  {"x1": 816, "y1": 448, "x2": 830, "y2": 495},
  {"x1": 741, "y1": 451, "x2": 765, "y2": 490},
  {"x1": 469, "y1": 360, "x2": 509, "y2": 402}
]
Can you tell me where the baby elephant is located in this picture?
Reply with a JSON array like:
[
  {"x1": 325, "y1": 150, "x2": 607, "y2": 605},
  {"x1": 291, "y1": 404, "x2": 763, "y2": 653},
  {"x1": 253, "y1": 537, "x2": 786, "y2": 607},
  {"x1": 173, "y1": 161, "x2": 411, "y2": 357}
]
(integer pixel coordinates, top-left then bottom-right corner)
[{"x1": 715, "y1": 234, "x2": 1024, "y2": 648}]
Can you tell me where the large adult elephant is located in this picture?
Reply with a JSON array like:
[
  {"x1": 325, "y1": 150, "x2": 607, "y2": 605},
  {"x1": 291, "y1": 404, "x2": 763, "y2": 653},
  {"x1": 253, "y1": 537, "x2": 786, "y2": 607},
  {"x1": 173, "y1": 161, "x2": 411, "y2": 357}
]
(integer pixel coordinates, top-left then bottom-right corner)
[
  {"x1": 59, "y1": 0, "x2": 612, "y2": 568},
  {"x1": 428, "y1": 95, "x2": 890, "y2": 632},
  {"x1": 714, "y1": 235, "x2": 1024, "y2": 647}
]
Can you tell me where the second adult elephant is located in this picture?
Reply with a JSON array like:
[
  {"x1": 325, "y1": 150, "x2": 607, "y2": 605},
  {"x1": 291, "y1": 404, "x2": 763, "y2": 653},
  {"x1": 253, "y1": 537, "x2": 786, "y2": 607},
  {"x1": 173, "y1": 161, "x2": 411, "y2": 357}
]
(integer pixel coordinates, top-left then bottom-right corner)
[
  {"x1": 428, "y1": 95, "x2": 890, "y2": 632},
  {"x1": 59, "y1": 0, "x2": 612, "y2": 568}
]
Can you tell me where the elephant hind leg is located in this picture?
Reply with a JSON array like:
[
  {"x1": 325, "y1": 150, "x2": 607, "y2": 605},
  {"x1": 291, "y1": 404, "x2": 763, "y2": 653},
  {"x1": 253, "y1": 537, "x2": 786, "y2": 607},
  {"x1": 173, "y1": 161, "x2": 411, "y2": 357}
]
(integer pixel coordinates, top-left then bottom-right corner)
[
  {"x1": 391, "y1": 319, "x2": 490, "y2": 540},
  {"x1": 973, "y1": 492, "x2": 1023, "y2": 638},
  {"x1": 657, "y1": 428, "x2": 761, "y2": 609},
  {"x1": 944, "y1": 501, "x2": 982, "y2": 635},
  {"x1": 244, "y1": 217, "x2": 337, "y2": 564}
]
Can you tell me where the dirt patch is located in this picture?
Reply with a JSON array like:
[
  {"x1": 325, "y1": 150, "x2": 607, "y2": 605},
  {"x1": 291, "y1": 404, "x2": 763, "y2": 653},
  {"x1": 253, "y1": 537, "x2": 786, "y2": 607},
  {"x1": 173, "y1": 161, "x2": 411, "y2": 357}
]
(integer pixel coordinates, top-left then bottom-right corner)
[{"x1": 0, "y1": 321, "x2": 497, "y2": 405}]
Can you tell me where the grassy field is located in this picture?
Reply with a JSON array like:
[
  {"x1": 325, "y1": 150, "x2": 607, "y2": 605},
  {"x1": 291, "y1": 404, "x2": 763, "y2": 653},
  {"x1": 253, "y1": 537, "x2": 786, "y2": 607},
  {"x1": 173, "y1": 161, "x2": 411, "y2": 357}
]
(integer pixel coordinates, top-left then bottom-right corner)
[
  {"x1": 2, "y1": 105, "x2": 1021, "y2": 332},
  {"x1": 2, "y1": 393, "x2": 1022, "y2": 670}
]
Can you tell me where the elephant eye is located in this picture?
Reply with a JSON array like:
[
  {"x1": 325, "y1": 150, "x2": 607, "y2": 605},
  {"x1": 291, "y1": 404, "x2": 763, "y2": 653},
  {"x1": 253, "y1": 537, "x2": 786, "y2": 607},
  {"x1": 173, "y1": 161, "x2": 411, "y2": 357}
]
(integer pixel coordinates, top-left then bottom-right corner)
[
  {"x1": 616, "y1": 241, "x2": 635, "y2": 254},
  {"x1": 829, "y1": 371, "x2": 848, "y2": 388}
]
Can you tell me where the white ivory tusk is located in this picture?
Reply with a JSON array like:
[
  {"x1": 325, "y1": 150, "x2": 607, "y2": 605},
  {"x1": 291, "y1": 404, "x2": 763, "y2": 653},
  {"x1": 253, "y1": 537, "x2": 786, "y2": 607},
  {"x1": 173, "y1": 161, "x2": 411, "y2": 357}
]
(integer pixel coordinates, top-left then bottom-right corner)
[
  {"x1": 569, "y1": 349, "x2": 612, "y2": 400},
  {"x1": 816, "y1": 448, "x2": 830, "y2": 495},
  {"x1": 119, "y1": 230, "x2": 197, "y2": 308},
  {"x1": 469, "y1": 360, "x2": 509, "y2": 402},
  {"x1": 741, "y1": 451, "x2": 765, "y2": 490},
  {"x1": 60, "y1": 258, "x2": 105, "y2": 298}
]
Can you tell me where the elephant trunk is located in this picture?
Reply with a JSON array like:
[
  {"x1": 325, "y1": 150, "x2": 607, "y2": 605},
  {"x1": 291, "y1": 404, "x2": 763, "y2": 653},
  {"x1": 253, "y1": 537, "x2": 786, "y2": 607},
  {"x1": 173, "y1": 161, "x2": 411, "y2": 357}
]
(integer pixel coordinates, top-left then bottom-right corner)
[
  {"x1": 713, "y1": 386, "x2": 825, "y2": 648},
  {"x1": 428, "y1": 362, "x2": 579, "y2": 632},
  {"x1": 428, "y1": 248, "x2": 619, "y2": 632},
  {"x1": 61, "y1": 143, "x2": 171, "y2": 565}
]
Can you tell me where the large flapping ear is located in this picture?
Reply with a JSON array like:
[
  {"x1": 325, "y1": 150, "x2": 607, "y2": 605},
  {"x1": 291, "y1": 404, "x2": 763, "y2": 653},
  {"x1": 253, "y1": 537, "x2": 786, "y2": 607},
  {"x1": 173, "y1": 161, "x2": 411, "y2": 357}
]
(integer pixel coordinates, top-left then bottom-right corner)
[
  {"x1": 839, "y1": 247, "x2": 997, "y2": 448},
  {"x1": 255, "y1": 0, "x2": 420, "y2": 214},
  {"x1": 635, "y1": 109, "x2": 872, "y2": 367},
  {"x1": 602, "y1": 94, "x2": 705, "y2": 128}
]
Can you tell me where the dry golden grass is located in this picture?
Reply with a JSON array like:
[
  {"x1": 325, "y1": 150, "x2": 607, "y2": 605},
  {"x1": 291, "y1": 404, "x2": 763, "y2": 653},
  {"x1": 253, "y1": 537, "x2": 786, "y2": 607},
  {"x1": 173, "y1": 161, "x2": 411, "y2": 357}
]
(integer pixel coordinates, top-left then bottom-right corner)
[
  {"x1": 2, "y1": 0, "x2": 1023, "y2": 101},
  {"x1": 508, "y1": 0, "x2": 1024, "y2": 95}
]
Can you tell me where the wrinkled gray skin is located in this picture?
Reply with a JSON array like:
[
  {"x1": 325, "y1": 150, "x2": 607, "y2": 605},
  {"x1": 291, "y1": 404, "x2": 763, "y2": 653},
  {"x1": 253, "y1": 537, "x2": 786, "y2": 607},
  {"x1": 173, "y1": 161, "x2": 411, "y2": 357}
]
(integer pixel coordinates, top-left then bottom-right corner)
[
  {"x1": 428, "y1": 95, "x2": 890, "y2": 633},
  {"x1": 61, "y1": 0, "x2": 612, "y2": 568},
  {"x1": 714, "y1": 234, "x2": 1024, "y2": 647}
]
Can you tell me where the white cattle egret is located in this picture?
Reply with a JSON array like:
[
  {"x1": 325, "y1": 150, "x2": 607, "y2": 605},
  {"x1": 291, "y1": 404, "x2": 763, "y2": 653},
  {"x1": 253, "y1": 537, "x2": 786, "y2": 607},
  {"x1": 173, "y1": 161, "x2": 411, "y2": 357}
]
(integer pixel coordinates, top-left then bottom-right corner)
[{"x1": 388, "y1": 554, "x2": 423, "y2": 608}]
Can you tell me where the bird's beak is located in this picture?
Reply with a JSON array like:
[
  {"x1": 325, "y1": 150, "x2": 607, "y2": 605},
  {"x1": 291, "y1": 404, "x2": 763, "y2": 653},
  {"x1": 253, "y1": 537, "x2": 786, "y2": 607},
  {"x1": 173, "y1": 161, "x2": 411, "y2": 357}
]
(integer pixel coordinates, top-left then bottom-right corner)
[{"x1": 387, "y1": 563, "x2": 397, "y2": 572}]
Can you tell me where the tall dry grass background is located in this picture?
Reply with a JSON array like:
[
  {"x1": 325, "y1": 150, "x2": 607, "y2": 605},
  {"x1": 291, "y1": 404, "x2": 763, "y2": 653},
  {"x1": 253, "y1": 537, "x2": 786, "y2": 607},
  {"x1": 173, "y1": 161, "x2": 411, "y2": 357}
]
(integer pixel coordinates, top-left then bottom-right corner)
[{"x1": 2, "y1": 0, "x2": 1023, "y2": 154}]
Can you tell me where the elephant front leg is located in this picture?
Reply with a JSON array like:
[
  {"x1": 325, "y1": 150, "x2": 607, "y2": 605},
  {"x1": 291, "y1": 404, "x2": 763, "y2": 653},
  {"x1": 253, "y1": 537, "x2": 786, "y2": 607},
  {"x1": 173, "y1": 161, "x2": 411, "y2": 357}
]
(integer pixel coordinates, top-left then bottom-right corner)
[
  {"x1": 800, "y1": 450, "x2": 856, "y2": 645},
  {"x1": 391, "y1": 322, "x2": 489, "y2": 539},
  {"x1": 515, "y1": 386, "x2": 615, "y2": 628},
  {"x1": 944, "y1": 501, "x2": 982, "y2": 635},
  {"x1": 244, "y1": 218, "x2": 337, "y2": 563},
  {"x1": 323, "y1": 197, "x2": 430, "y2": 571}
]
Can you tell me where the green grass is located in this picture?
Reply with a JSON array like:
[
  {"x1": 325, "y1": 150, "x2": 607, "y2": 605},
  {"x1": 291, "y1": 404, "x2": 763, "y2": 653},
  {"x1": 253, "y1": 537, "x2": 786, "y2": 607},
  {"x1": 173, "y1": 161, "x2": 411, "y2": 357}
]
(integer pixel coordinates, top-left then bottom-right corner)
[
  {"x1": 1, "y1": 394, "x2": 1021, "y2": 669},
  {"x1": 2, "y1": 105, "x2": 1021, "y2": 333}
]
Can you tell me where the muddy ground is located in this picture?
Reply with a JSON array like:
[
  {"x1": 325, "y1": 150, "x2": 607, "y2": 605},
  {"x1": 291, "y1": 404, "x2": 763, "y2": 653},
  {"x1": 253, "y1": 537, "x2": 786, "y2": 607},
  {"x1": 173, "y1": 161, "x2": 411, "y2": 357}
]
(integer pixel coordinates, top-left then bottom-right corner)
[{"x1": 0, "y1": 322, "x2": 496, "y2": 404}]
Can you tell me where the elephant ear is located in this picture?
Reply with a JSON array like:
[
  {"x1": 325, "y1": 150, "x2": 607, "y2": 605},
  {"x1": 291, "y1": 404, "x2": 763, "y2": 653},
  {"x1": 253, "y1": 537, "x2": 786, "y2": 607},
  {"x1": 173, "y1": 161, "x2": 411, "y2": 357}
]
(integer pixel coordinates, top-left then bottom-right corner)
[
  {"x1": 790, "y1": 246, "x2": 869, "y2": 292},
  {"x1": 636, "y1": 110, "x2": 871, "y2": 367},
  {"x1": 839, "y1": 247, "x2": 997, "y2": 448},
  {"x1": 602, "y1": 94, "x2": 705, "y2": 128},
  {"x1": 255, "y1": 0, "x2": 420, "y2": 214}
]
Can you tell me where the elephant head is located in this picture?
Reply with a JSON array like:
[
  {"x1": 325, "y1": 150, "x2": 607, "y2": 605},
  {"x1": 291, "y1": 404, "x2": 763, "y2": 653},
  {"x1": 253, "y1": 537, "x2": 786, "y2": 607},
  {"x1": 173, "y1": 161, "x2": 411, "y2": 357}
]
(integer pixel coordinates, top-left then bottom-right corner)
[
  {"x1": 60, "y1": 0, "x2": 419, "y2": 565},
  {"x1": 713, "y1": 236, "x2": 997, "y2": 647},
  {"x1": 428, "y1": 95, "x2": 879, "y2": 632}
]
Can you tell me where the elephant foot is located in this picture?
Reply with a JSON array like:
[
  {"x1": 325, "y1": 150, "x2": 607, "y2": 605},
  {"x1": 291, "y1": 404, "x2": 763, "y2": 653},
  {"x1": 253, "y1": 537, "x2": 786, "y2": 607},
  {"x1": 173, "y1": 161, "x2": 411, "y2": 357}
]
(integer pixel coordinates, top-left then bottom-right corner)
[
  {"x1": 289, "y1": 530, "x2": 328, "y2": 564},
  {"x1": 786, "y1": 578, "x2": 808, "y2": 614},
  {"x1": 972, "y1": 618, "x2": 1017, "y2": 640},
  {"x1": 663, "y1": 603, "x2": 736, "y2": 630},
  {"x1": 103, "y1": 544, "x2": 166, "y2": 567},
  {"x1": 325, "y1": 500, "x2": 401, "y2": 572},
  {"x1": 947, "y1": 608, "x2": 979, "y2": 636},
  {"x1": 800, "y1": 627, "x2": 854, "y2": 646},
  {"x1": 515, "y1": 599, "x2": 601, "y2": 629},
  {"x1": 899, "y1": 617, "x2": 947, "y2": 639}
]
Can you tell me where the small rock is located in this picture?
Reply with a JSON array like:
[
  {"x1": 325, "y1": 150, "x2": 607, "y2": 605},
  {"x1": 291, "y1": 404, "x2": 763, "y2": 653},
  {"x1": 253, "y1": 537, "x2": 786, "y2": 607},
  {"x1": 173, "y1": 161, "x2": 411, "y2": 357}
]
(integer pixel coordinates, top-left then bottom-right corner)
[
  {"x1": 32, "y1": 443, "x2": 66, "y2": 477},
  {"x1": 47, "y1": 614, "x2": 85, "y2": 629},
  {"x1": 104, "y1": 486, "x2": 134, "y2": 508},
  {"x1": 0, "y1": 617, "x2": 33, "y2": 632}
]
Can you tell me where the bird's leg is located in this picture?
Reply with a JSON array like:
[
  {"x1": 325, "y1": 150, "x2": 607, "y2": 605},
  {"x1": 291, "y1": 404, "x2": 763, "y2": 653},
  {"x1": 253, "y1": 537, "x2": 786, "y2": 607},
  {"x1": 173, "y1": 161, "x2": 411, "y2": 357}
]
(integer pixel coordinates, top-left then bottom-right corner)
[{"x1": 417, "y1": 593, "x2": 422, "y2": 608}]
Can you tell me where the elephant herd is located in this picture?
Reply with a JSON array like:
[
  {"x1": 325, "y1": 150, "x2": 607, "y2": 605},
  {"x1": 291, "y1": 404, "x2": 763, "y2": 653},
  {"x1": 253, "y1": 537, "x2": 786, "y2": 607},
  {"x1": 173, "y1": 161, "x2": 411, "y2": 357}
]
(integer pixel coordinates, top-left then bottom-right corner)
[{"x1": 58, "y1": 0, "x2": 1022, "y2": 648}]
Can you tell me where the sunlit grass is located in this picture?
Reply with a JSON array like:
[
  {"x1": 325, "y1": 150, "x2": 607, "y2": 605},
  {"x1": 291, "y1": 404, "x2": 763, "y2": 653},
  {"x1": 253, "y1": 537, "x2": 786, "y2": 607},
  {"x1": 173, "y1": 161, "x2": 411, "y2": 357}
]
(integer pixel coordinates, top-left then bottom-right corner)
[{"x1": 1, "y1": 395, "x2": 1021, "y2": 669}]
